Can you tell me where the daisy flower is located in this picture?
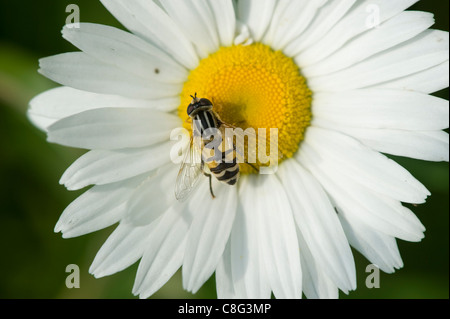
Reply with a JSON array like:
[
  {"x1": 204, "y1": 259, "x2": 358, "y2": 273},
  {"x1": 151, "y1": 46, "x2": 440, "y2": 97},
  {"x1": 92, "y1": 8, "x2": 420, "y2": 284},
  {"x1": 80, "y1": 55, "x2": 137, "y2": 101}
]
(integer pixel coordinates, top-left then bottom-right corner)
[{"x1": 28, "y1": 0, "x2": 449, "y2": 299}]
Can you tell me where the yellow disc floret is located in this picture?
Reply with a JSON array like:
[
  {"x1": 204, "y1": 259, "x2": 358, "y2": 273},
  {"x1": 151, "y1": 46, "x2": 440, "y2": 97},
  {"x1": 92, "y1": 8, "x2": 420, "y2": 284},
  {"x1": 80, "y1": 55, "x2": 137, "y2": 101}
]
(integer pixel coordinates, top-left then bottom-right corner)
[{"x1": 178, "y1": 43, "x2": 312, "y2": 174}]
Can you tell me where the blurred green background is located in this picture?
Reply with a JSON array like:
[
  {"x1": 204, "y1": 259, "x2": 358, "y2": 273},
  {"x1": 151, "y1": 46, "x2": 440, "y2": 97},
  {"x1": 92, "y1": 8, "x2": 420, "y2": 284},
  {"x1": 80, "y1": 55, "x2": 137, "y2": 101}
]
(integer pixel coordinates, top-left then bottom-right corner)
[{"x1": 0, "y1": 0, "x2": 448, "y2": 299}]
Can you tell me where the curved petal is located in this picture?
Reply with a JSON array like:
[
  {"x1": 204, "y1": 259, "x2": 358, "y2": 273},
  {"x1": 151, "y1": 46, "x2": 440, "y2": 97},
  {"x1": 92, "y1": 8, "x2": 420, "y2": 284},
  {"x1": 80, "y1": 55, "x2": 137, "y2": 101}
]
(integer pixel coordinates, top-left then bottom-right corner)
[
  {"x1": 312, "y1": 89, "x2": 449, "y2": 131},
  {"x1": 125, "y1": 165, "x2": 179, "y2": 226},
  {"x1": 329, "y1": 128, "x2": 450, "y2": 162},
  {"x1": 62, "y1": 23, "x2": 188, "y2": 83},
  {"x1": 299, "y1": 143, "x2": 426, "y2": 242},
  {"x1": 159, "y1": 0, "x2": 220, "y2": 59},
  {"x1": 99, "y1": 0, "x2": 166, "y2": 49},
  {"x1": 27, "y1": 87, "x2": 179, "y2": 131},
  {"x1": 60, "y1": 142, "x2": 173, "y2": 190},
  {"x1": 47, "y1": 107, "x2": 180, "y2": 150},
  {"x1": 297, "y1": 227, "x2": 339, "y2": 299},
  {"x1": 263, "y1": 0, "x2": 326, "y2": 50},
  {"x1": 301, "y1": 127, "x2": 430, "y2": 204},
  {"x1": 89, "y1": 221, "x2": 158, "y2": 278},
  {"x1": 183, "y1": 182, "x2": 238, "y2": 294},
  {"x1": 338, "y1": 212, "x2": 404, "y2": 274},
  {"x1": 296, "y1": 0, "x2": 420, "y2": 67},
  {"x1": 247, "y1": 175, "x2": 302, "y2": 299},
  {"x1": 374, "y1": 60, "x2": 450, "y2": 94},
  {"x1": 209, "y1": 0, "x2": 237, "y2": 47},
  {"x1": 216, "y1": 239, "x2": 237, "y2": 299},
  {"x1": 55, "y1": 174, "x2": 149, "y2": 238},
  {"x1": 284, "y1": 0, "x2": 357, "y2": 57},
  {"x1": 303, "y1": 11, "x2": 435, "y2": 77},
  {"x1": 133, "y1": 200, "x2": 193, "y2": 299},
  {"x1": 307, "y1": 30, "x2": 449, "y2": 92},
  {"x1": 100, "y1": 0, "x2": 199, "y2": 69},
  {"x1": 230, "y1": 177, "x2": 271, "y2": 298},
  {"x1": 278, "y1": 159, "x2": 356, "y2": 293},
  {"x1": 39, "y1": 53, "x2": 182, "y2": 99},
  {"x1": 237, "y1": 0, "x2": 276, "y2": 42}
]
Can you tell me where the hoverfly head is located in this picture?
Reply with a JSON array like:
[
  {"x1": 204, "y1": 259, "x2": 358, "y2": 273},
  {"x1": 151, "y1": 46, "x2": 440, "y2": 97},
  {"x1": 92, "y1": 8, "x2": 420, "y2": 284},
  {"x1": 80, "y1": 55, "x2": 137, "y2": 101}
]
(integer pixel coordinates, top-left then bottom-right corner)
[{"x1": 187, "y1": 93, "x2": 213, "y2": 117}]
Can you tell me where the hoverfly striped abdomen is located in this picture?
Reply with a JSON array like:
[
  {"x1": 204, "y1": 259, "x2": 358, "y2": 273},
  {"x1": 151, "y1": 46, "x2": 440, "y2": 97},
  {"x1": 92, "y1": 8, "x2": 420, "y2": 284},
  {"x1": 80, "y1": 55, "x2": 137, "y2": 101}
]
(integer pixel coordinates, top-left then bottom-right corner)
[{"x1": 204, "y1": 142, "x2": 240, "y2": 186}]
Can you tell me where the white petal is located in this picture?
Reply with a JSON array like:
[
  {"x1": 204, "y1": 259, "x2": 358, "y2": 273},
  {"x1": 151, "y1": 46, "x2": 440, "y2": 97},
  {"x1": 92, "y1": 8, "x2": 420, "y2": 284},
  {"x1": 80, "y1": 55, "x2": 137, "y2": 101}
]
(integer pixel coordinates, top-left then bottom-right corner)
[
  {"x1": 101, "y1": 0, "x2": 199, "y2": 69},
  {"x1": 60, "y1": 142, "x2": 173, "y2": 190},
  {"x1": 237, "y1": 0, "x2": 276, "y2": 42},
  {"x1": 278, "y1": 159, "x2": 356, "y2": 293},
  {"x1": 215, "y1": 240, "x2": 237, "y2": 299},
  {"x1": 374, "y1": 60, "x2": 450, "y2": 94},
  {"x1": 62, "y1": 23, "x2": 188, "y2": 83},
  {"x1": 234, "y1": 21, "x2": 253, "y2": 46},
  {"x1": 27, "y1": 113, "x2": 54, "y2": 132},
  {"x1": 296, "y1": 0, "x2": 420, "y2": 66},
  {"x1": 297, "y1": 227, "x2": 339, "y2": 299},
  {"x1": 99, "y1": 0, "x2": 167, "y2": 49},
  {"x1": 230, "y1": 176, "x2": 271, "y2": 299},
  {"x1": 330, "y1": 128, "x2": 450, "y2": 162},
  {"x1": 27, "y1": 87, "x2": 179, "y2": 131},
  {"x1": 251, "y1": 175, "x2": 302, "y2": 299},
  {"x1": 89, "y1": 221, "x2": 157, "y2": 278},
  {"x1": 55, "y1": 174, "x2": 148, "y2": 238},
  {"x1": 338, "y1": 213, "x2": 404, "y2": 274},
  {"x1": 307, "y1": 30, "x2": 449, "y2": 92},
  {"x1": 264, "y1": 0, "x2": 326, "y2": 50},
  {"x1": 133, "y1": 201, "x2": 193, "y2": 299},
  {"x1": 47, "y1": 107, "x2": 180, "y2": 150},
  {"x1": 159, "y1": 0, "x2": 219, "y2": 59},
  {"x1": 274, "y1": 0, "x2": 326, "y2": 49},
  {"x1": 39, "y1": 53, "x2": 182, "y2": 99},
  {"x1": 303, "y1": 11, "x2": 435, "y2": 77},
  {"x1": 302, "y1": 127, "x2": 430, "y2": 204},
  {"x1": 209, "y1": 0, "x2": 237, "y2": 47},
  {"x1": 260, "y1": 0, "x2": 291, "y2": 46},
  {"x1": 125, "y1": 165, "x2": 179, "y2": 226},
  {"x1": 312, "y1": 89, "x2": 449, "y2": 131},
  {"x1": 183, "y1": 182, "x2": 238, "y2": 293},
  {"x1": 284, "y1": 0, "x2": 357, "y2": 57},
  {"x1": 299, "y1": 144, "x2": 426, "y2": 242}
]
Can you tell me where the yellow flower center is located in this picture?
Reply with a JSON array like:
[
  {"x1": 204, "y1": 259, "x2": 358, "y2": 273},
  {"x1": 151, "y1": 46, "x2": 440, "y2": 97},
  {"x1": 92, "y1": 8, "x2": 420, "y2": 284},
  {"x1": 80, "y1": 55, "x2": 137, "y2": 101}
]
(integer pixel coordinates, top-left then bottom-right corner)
[{"x1": 178, "y1": 43, "x2": 312, "y2": 174}]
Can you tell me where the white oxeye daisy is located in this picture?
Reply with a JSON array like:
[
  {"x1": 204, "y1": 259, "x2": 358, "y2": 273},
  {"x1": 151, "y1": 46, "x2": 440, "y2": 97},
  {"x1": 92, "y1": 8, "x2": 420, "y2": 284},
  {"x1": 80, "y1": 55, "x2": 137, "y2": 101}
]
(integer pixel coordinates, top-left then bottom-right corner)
[{"x1": 28, "y1": 0, "x2": 449, "y2": 299}]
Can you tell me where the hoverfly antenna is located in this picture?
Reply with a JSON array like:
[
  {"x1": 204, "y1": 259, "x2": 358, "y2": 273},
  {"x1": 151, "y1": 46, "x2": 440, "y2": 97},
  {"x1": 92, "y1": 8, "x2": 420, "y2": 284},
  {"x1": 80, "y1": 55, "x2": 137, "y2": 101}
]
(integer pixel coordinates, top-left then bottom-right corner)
[{"x1": 190, "y1": 93, "x2": 197, "y2": 100}]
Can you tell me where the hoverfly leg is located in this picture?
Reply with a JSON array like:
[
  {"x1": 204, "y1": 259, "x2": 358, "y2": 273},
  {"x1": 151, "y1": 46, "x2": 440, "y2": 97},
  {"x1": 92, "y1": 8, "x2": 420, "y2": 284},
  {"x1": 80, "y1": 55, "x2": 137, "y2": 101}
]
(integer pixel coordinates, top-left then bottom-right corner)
[
  {"x1": 203, "y1": 172, "x2": 216, "y2": 199},
  {"x1": 200, "y1": 160, "x2": 215, "y2": 198}
]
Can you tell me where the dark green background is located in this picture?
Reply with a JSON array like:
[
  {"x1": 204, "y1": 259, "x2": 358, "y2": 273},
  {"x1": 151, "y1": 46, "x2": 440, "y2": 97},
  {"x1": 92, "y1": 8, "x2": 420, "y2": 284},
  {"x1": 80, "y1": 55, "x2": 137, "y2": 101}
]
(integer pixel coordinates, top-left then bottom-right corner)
[{"x1": 0, "y1": 0, "x2": 448, "y2": 299}]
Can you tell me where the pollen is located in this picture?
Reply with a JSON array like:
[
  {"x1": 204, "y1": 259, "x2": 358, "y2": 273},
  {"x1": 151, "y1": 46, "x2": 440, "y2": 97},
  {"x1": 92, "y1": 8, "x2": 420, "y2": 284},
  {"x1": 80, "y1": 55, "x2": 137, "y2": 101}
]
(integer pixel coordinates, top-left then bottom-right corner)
[{"x1": 178, "y1": 43, "x2": 312, "y2": 174}]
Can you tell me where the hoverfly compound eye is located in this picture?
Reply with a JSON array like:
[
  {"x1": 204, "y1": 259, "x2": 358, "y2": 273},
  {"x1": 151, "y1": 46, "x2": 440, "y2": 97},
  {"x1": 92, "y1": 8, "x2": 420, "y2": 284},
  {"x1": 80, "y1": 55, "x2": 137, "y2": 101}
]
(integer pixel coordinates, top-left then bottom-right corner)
[
  {"x1": 199, "y1": 98, "x2": 213, "y2": 107},
  {"x1": 187, "y1": 103, "x2": 195, "y2": 116}
]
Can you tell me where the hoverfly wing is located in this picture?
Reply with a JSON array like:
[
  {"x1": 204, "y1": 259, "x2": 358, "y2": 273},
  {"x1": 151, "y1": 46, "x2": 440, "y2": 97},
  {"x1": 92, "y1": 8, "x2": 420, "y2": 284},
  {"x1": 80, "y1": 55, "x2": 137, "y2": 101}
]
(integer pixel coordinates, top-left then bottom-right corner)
[{"x1": 175, "y1": 136, "x2": 204, "y2": 202}]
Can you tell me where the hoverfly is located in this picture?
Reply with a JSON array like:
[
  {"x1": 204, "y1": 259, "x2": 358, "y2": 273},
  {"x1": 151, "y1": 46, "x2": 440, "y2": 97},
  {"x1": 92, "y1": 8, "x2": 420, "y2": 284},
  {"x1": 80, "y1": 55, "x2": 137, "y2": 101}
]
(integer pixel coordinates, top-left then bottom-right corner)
[{"x1": 175, "y1": 93, "x2": 272, "y2": 201}]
